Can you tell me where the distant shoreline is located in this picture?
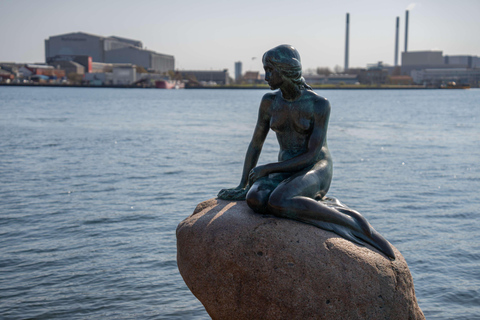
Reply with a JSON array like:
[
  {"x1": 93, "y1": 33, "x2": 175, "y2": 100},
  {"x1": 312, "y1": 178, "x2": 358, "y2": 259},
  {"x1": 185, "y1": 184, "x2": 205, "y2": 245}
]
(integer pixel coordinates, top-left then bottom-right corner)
[
  {"x1": 0, "y1": 83, "x2": 466, "y2": 90},
  {"x1": 185, "y1": 85, "x2": 437, "y2": 90}
]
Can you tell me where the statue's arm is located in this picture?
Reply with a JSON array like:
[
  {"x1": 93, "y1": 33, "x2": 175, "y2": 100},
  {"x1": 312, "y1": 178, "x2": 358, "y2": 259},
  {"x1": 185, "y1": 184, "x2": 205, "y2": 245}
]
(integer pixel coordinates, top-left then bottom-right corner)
[
  {"x1": 237, "y1": 97, "x2": 272, "y2": 188},
  {"x1": 217, "y1": 94, "x2": 272, "y2": 200},
  {"x1": 249, "y1": 98, "x2": 330, "y2": 183}
]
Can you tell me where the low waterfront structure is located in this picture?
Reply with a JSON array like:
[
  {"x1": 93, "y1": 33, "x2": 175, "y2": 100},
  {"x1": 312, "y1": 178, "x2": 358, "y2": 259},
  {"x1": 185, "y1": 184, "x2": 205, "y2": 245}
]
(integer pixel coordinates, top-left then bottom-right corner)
[
  {"x1": 0, "y1": 68, "x2": 15, "y2": 82},
  {"x1": 90, "y1": 62, "x2": 114, "y2": 73},
  {"x1": 19, "y1": 64, "x2": 65, "y2": 79},
  {"x1": 112, "y1": 64, "x2": 136, "y2": 85},
  {"x1": 83, "y1": 64, "x2": 139, "y2": 86},
  {"x1": 304, "y1": 74, "x2": 359, "y2": 85},
  {"x1": 0, "y1": 63, "x2": 21, "y2": 77},
  {"x1": 303, "y1": 74, "x2": 327, "y2": 84},
  {"x1": 179, "y1": 69, "x2": 229, "y2": 85},
  {"x1": 83, "y1": 72, "x2": 112, "y2": 86},
  {"x1": 242, "y1": 71, "x2": 261, "y2": 84},
  {"x1": 48, "y1": 60, "x2": 85, "y2": 76},
  {"x1": 411, "y1": 68, "x2": 480, "y2": 87},
  {"x1": 388, "y1": 75, "x2": 413, "y2": 85},
  {"x1": 47, "y1": 55, "x2": 92, "y2": 73},
  {"x1": 327, "y1": 74, "x2": 358, "y2": 85}
]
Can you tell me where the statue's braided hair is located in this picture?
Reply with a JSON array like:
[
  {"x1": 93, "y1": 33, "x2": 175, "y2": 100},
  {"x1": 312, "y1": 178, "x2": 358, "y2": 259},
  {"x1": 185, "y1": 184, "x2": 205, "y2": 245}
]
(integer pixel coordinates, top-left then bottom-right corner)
[{"x1": 262, "y1": 44, "x2": 312, "y2": 90}]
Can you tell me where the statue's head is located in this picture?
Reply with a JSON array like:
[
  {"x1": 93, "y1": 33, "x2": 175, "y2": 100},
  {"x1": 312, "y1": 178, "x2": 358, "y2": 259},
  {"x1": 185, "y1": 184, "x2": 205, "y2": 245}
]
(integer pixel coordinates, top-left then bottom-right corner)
[{"x1": 262, "y1": 45, "x2": 307, "y2": 89}]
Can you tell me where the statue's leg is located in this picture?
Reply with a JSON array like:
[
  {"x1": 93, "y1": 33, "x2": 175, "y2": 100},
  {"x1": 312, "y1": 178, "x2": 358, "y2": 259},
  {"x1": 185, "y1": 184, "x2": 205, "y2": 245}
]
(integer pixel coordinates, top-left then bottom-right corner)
[
  {"x1": 246, "y1": 176, "x2": 282, "y2": 214},
  {"x1": 266, "y1": 169, "x2": 395, "y2": 259},
  {"x1": 266, "y1": 170, "x2": 370, "y2": 234}
]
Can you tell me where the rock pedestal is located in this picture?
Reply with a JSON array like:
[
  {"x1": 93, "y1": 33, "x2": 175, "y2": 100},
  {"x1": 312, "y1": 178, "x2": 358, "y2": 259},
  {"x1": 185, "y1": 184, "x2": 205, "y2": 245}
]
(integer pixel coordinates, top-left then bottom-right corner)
[{"x1": 176, "y1": 198, "x2": 425, "y2": 320}]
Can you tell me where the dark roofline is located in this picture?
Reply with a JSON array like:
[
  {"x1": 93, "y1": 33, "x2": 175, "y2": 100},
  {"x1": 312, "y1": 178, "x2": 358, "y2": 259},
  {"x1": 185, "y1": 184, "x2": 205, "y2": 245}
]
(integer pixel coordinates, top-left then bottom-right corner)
[
  {"x1": 47, "y1": 31, "x2": 105, "y2": 39},
  {"x1": 403, "y1": 50, "x2": 443, "y2": 54},
  {"x1": 47, "y1": 32, "x2": 142, "y2": 45},
  {"x1": 108, "y1": 45, "x2": 174, "y2": 58}
]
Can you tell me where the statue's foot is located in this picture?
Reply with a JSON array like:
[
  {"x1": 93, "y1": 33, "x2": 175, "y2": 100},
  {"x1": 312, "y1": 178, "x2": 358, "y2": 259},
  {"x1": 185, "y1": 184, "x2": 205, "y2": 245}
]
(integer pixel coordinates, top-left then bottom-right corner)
[
  {"x1": 319, "y1": 197, "x2": 394, "y2": 260},
  {"x1": 217, "y1": 187, "x2": 248, "y2": 201}
]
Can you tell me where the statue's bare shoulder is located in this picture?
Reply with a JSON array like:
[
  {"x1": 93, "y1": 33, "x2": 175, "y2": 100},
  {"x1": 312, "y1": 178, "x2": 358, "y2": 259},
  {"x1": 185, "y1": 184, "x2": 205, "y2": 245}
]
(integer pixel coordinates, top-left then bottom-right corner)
[
  {"x1": 261, "y1": 92, "x2": 277, "y2": 104},
  {"x1": 302, "y1": 90, "x2": 331, "y2": 117},
  {"x1": 258, "y1": 92, "x2": 277, "y2": 118},
  {"x1": 315, "y1": 94, "x2": 331, "y2": 117}
]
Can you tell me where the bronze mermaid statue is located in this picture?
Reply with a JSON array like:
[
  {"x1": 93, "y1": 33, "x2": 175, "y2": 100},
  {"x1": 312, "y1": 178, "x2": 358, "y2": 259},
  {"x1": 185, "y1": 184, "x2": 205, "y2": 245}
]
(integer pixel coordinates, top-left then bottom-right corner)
[{"x1": 218, "y1": 45, "x2": 395, "y2": 260}]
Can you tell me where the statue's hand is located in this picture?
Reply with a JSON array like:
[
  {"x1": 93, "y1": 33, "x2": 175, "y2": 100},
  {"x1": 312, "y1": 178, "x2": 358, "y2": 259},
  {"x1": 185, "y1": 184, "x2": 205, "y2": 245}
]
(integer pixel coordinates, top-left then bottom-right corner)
[
  {"x1": 217, "y1": 186, "x2": 249, "y2": 201},
  {"x1": 249, "y1": 165, "x2": 269, "y2": 185}
]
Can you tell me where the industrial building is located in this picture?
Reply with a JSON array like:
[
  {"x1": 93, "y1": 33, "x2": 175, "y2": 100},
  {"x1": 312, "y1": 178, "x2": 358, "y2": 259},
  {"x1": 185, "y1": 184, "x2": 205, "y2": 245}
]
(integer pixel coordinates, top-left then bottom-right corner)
[
  {"x1": 179, "y1": 70, "x2": 230, "y2": 85},
  {"x1": 400, "y1": 51, "x2": 480, "y2": 86},
  {"x1": 45, "y1": 32, "x2": 174, "y2": 73},
  {"x1": 401, "y1": 51, "x2": 446, "y2": 75},
  {"x1": 402, "y1": 51, "x2": 444, "y2": 66},
  {"x1": 444, "y1": 55, "x2": 480, "y2": 69}
]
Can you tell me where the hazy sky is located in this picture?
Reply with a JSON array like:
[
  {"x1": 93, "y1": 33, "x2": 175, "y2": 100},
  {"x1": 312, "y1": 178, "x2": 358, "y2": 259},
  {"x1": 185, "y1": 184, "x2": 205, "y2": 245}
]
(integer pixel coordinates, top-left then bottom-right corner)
[{"x1": 1, "y1": 0, "x2": 479, "y2": 73}]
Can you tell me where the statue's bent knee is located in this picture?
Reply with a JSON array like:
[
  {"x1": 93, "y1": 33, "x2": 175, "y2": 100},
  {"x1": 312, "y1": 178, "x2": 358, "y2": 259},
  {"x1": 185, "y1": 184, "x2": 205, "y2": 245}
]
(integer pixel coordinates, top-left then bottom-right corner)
[{"x1": 246, "y1": 191, "x2": 269, "y2": 214}]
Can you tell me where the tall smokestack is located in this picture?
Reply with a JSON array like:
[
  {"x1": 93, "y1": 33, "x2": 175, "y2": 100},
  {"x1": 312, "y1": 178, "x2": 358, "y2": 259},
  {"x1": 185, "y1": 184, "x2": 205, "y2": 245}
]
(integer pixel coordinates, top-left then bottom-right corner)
[
  {"x1": 395, "y1": 17, "x2": 399, "y2": 66},
  {"x1": 405, "y1": 10, "x2": 409, "y2": 52},
  {"x1": 344, "y1": 13, "x2": 349, "y2": 72}
]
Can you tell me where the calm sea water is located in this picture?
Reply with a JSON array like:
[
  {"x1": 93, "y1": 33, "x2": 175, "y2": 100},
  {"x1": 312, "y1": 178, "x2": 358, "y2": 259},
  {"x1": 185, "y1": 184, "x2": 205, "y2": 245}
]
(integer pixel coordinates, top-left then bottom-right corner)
[{"x1": 1, "y1": 87, "x2": 479, "y2": 319}]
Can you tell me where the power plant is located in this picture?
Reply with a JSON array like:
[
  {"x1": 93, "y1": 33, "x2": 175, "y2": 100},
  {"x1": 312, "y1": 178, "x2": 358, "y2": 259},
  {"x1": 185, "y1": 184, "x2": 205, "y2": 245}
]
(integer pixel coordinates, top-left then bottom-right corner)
[{"x1": 338, "y1": 10, "x2": 480, "y2": 87}]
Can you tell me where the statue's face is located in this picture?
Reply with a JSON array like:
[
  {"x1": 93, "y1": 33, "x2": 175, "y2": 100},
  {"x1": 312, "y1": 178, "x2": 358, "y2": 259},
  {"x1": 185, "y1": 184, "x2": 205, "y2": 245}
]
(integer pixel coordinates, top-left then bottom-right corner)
[{"x1": 264, "y1": 64, "x2": 283, "y2": 90}]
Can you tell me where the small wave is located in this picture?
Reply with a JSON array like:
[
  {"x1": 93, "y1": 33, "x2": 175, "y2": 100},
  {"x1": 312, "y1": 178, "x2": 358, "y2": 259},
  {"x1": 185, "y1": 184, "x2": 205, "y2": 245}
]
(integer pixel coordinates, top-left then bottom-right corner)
[
  {"x1": 153, "y1": 193, "x2": 175, "y2": 200},
  {"x1": 83, "y1": 217, "x2": 111, "y2": 225},
  {"x1": 440, "y1": 289, "x2": 480, "y2": 306},
  {"x1": 400, "y1": 204, "x2": 428, "y2": 211},
  {"x1": 377, "y1": 199, "x2": 392, "y2": 203},
  {"x1": 164, "y1": 170, "x2": 184, "y2": 175},
  {"x1": 26, "y1": 117, "x2": 69, "y2": 123},
  {"x1": 88, "y1": 187, "x2": 117, "y2": 193},
  {"x1": 463, "y1": 176, "x2": 480, "y2": 182},
  {"x1": 126, "y1": 176, "x2": 155, "y2": 180}
]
